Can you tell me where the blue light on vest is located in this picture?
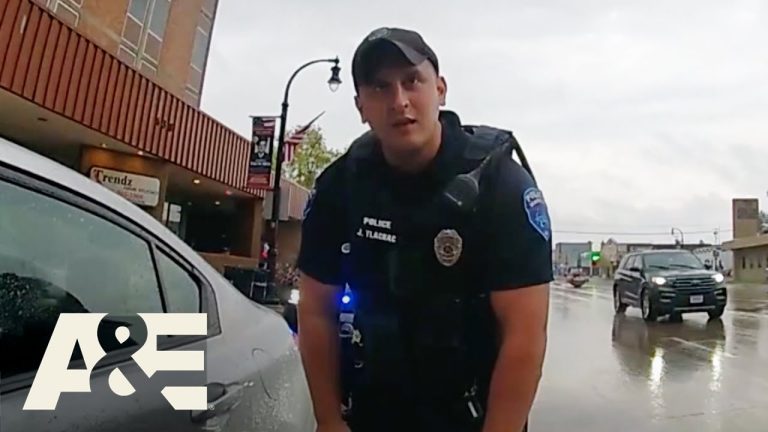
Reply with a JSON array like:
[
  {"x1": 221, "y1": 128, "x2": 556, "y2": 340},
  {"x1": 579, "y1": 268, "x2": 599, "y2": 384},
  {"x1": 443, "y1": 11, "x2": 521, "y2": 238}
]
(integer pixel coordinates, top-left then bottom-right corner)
[{"x1": 340, "y1": 284, "x2": 354, "y2": 307}]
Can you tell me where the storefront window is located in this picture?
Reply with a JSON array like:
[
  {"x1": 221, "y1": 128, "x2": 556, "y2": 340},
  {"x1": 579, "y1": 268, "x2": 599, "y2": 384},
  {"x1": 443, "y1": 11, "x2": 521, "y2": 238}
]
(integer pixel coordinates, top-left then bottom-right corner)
[
  {"x1": 162, "y1": 201, "x2": 185, "y2": 238},
  {"x1": 182, "y1": 203, "x2": 236, "y2": 254}
]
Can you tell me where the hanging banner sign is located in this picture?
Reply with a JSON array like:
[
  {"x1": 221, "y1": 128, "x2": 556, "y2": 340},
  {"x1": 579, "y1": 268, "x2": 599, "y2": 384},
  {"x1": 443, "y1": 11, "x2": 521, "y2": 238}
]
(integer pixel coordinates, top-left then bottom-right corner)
[{"x1": 248, "y1": 116, "x2": 277, "y2": 189}]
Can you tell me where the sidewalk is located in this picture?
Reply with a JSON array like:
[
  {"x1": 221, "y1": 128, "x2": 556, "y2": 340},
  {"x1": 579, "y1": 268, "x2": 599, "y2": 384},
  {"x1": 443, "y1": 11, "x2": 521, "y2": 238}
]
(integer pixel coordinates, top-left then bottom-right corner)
[{"x1": 726, "y1": 282, "x2": 768, "y2": 302}]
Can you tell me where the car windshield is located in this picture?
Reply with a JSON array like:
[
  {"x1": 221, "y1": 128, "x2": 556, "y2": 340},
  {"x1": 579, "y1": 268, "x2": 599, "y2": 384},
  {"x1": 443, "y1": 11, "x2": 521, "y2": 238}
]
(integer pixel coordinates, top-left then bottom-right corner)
[{"x1": 644, "y1": 252, "x2": 704, "y2": 270}]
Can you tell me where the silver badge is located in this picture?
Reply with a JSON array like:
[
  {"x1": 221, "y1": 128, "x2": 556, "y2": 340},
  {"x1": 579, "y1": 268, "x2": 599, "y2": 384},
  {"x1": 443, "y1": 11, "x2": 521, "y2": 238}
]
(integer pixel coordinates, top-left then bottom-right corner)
[
  {"x1": 434, "y1": 229, "x2": 463, "y2": 267},
  {"x1": 341, "y1": 243, "x2": 351, "y2": 254}
]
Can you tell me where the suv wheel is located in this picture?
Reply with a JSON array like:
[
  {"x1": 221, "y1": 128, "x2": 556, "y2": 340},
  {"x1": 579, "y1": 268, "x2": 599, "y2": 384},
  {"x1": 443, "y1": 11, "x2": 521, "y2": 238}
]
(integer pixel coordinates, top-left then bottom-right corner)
[
  {"x1": 641, "y1": 288, "x2": 658, "y2": 322},
  {"x1": 613, "y1": 287, "x2": 627, "y2": 314},
  {"x1": 708, "y1": 306, "x2": 725, "y2": 320}
]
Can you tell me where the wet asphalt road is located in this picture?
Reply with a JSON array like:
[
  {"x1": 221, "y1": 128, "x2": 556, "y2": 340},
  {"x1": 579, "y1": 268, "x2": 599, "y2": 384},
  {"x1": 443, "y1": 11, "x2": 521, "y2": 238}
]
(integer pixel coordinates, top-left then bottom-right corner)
[{"x1": 529, "y1": 278, "x2": 768, "y2": 432}]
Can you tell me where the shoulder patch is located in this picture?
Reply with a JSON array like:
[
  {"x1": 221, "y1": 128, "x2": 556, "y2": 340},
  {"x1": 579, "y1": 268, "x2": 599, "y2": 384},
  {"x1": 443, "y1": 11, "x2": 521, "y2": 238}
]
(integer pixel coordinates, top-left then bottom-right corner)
[{"x1": 523, "y1": 187, "x2": 551, "y2": 241}]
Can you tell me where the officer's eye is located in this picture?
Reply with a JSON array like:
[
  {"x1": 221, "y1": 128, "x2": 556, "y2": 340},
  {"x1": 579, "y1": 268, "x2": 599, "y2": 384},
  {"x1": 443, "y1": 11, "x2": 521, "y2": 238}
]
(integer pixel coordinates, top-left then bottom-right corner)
[
  {"x1": 372, "y1": 81, "x2": 388, "y2": 92},
  {"x1": 402, "y1": 74, "x2": 424, "y2": 90}
]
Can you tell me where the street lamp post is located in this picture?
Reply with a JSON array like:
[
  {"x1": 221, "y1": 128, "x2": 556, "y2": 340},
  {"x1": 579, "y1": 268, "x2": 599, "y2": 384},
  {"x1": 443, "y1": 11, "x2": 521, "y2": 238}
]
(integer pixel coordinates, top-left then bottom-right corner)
[
  {"x1": 267, "y1": 57, "x2": 342, "y2": 286},
  {"x1": 671, "y1": 227, "x2": 685, "y2": 248}
]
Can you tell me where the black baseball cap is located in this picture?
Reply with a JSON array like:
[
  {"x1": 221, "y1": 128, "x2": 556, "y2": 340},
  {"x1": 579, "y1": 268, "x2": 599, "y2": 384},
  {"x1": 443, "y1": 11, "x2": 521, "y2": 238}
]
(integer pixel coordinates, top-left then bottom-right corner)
[{"x1": 352, "y1": 27, "x2": 439, "y2": 89}]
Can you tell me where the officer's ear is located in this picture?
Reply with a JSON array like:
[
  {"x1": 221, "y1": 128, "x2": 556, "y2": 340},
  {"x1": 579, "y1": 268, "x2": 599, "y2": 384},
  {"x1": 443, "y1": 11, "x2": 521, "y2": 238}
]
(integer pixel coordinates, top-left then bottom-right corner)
[
  {"x1": 354, "y1": 94, "x2": 368, "y2": 124},
  {"x1": 437, "y1": 76, "x2": 447, "y2": 107}
]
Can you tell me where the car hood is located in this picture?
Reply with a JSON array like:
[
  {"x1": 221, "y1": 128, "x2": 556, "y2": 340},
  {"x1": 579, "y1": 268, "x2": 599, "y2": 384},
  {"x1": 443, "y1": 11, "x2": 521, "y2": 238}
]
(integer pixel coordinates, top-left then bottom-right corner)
[{"x1": 646, "y1": 269, "x2": 716, "y2": 278}]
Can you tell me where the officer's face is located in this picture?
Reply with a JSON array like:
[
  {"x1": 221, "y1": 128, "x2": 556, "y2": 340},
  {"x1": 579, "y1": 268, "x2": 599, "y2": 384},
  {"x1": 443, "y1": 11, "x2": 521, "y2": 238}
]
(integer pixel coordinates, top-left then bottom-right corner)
[{"x1": 355, "y1": 58, "x2": 447, "y2": 155}]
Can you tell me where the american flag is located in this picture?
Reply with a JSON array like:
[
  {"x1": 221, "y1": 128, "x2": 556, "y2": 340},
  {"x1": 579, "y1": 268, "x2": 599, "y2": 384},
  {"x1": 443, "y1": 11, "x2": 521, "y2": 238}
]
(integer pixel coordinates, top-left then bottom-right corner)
[
  {"x1": 284, "y1": 111, "x2": 324, "y2": 163},
  {"x1": 252, "y1": 117, "x2": 277, "y2": 134}
]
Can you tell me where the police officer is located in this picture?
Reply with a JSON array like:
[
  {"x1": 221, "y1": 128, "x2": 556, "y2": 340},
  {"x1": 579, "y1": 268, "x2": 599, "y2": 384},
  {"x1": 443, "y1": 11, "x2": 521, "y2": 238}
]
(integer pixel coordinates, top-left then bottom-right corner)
[{"x1": 296, "y1": 27, "x2": 552, "y2": 432}]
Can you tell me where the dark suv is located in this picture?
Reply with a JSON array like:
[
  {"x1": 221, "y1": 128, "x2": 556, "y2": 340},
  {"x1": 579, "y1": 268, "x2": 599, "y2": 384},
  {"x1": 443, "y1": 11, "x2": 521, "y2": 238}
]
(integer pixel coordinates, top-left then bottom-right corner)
[{"x1": 613, "y1": 249, "x2": 727, "y2": 321}]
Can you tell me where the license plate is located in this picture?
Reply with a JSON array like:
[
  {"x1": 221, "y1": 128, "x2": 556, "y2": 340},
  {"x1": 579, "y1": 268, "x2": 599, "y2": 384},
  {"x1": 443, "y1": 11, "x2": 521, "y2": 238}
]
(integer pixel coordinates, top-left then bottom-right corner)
[{"x1": 690, "y1": 295, "x2": 704, "y2": 304}]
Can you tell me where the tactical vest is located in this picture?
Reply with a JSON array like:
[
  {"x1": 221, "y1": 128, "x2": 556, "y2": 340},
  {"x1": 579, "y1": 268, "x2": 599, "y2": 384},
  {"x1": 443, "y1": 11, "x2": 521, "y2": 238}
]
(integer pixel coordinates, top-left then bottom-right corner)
[{"x1": 339, "y1": 124, "x2": 532, "y2": 421}]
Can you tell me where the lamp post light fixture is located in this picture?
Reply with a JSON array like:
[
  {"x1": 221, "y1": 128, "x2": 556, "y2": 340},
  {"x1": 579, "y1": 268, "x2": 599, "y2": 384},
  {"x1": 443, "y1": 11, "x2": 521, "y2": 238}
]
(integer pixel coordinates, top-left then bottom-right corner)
[
  {"x1": 328, "y1": 61, "x2": 342, "y2": 92},
  {"x1": 671, "y1": 227, "x2": 685, "y2": 248},
  {"x1": 267, "y1": 57, "x2": 342, "y2": 285}
]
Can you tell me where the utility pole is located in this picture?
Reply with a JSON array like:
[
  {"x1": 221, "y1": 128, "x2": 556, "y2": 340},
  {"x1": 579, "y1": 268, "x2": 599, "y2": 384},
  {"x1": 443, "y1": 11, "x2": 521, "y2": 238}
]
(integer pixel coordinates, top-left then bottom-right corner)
[{"x1": 713, "y1": 228, "x2": 721, "y2": 271}]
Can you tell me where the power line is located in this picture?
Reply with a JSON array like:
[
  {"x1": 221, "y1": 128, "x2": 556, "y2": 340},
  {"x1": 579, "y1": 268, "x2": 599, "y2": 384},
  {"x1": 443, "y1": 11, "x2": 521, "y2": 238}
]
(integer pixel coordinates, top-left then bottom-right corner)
[
  {"x1": 558, "y1": 223, "x2": 731, "y2": 230},
  {"x1": 554, "y1": 229, "x2": 732, "y2": 236}
]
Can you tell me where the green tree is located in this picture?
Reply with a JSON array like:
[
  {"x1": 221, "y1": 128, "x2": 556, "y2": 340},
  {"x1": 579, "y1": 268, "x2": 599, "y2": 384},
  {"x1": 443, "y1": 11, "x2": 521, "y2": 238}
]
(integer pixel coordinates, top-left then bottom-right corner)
[{"x1": 283, "y1": 126, "x2": 343, "y2": 189}]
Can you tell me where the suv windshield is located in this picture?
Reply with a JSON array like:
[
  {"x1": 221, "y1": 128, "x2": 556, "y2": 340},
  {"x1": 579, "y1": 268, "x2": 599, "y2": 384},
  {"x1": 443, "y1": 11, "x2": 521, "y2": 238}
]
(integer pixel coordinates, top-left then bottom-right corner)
[{"x1": 643, "y1": 252, "x2": 704, "y2": 270}]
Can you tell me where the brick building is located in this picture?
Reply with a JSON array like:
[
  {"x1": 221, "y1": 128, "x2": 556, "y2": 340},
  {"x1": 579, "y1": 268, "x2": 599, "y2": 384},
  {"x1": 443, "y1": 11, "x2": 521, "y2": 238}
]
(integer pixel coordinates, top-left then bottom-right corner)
[
  {"x1": 554, "y1": 242, "x2": 593, "y2": 274},
  {"x1": 723, "y1": 198, "x2": 768, "y2": 282},
  {"x1": 0, "y1": 0, "x2": 309, "y2": 274}
]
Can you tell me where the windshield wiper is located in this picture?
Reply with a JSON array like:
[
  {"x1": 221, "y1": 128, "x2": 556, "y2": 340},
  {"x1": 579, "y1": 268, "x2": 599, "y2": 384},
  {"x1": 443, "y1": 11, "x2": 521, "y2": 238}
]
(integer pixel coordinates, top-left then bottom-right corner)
[
  {"x1": 669, "y1": 264, "x2": 699, "y2": 269},
  {"x1": 648, "y1": 264, "x2": 669, "y2": 269}
]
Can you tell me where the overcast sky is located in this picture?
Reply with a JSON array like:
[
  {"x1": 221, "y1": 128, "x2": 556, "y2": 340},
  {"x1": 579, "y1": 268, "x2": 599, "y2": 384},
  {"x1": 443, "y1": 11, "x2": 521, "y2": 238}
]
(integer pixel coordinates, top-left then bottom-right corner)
[{"x1": 201, "y1": 0, "x2": 768, "y2": 248}]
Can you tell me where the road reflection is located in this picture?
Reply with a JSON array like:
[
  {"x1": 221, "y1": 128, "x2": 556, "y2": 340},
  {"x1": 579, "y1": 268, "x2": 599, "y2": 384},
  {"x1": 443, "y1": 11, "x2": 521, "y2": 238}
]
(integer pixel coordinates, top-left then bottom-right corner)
[
  {"x1": 611, "y1": 315, "x2": 726, "y2": 383},
  {"x1": 537, "y1": 283, "x2": 768, "y2": 431}
]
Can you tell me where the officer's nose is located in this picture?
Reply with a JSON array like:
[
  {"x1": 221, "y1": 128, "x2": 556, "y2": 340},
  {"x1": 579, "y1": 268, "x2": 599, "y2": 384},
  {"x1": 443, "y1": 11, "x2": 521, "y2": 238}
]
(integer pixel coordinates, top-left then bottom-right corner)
[{"x1": 390, "y1": 83, "x2": 410, "y2": 112}]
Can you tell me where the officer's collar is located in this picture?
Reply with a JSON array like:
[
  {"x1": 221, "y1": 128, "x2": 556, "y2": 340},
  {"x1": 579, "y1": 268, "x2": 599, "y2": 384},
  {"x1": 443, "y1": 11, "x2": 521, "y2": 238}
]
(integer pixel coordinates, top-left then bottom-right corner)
[
  {"x1": 368, "y1": 110, "x2": 467, "y2": 179},
  {"x1": 428, "y1": 110, "x2": 469, "y2": 178},
  {"x1": 439, "y1": 110, "x2": 464, "y2": 133}
]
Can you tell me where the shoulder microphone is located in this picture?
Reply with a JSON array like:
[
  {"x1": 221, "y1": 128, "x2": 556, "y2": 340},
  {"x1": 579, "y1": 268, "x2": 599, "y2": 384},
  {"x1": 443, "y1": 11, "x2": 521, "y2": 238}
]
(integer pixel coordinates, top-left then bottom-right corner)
[{"x1": 441, "y1": 141, "x2": 514, "y2": 212}]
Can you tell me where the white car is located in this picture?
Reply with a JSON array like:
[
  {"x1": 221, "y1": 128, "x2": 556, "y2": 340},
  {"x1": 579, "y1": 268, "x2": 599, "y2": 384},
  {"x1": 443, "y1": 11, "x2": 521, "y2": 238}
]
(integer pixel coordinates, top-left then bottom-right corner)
[{"x1": 0, "y1": 137, "x2": 315, "y2": 431}]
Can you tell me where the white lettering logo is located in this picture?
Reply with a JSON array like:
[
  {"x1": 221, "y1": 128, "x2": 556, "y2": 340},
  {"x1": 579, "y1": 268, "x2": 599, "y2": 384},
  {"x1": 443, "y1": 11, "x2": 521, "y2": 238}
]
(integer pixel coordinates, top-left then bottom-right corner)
[
  {"x1": 360, "y1": 217, "x2": 397, "y2": 244},
  {"x1": 23, "y1": 313, "x2": 207, "y2": 411},
  {"x1": 362, "y1": 217, "x2": 392, "y2": 230}
]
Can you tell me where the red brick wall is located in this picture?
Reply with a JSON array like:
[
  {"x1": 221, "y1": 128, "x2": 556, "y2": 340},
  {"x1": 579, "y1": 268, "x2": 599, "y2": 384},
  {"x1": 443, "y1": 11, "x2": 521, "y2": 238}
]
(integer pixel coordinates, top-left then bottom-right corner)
[{"x1": 0, "y1": 0, "x2": 265, "y2": 198}]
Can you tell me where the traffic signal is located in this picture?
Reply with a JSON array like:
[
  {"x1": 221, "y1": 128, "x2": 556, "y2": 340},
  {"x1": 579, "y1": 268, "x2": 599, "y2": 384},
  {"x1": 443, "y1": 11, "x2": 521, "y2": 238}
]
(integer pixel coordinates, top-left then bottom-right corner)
[{"x1": 590, "y1": 252, "x2": 601, "y2": 266}]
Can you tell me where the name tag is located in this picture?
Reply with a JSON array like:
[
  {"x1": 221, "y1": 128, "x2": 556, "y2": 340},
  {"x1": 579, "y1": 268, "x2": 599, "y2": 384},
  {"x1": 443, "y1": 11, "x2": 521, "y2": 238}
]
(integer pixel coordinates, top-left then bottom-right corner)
[
  {"x1": 362, "y1": 217, "x2": 392, "y2": 229},
  {"x1": 358, "y1": 216, "x2": 397, "y2": 244}
]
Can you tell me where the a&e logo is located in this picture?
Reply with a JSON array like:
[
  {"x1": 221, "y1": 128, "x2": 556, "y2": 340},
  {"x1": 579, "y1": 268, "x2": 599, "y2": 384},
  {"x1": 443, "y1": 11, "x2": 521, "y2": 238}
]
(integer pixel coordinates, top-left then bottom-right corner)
[{"x1": 22, "y1": 313, "x2": 207, "y2": 411}]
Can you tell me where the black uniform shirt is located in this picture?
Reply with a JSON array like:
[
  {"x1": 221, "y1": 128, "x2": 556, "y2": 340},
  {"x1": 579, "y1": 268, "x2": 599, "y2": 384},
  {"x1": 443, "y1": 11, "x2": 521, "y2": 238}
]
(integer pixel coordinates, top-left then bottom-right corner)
[{"x1": 297, "y1": 111, "x2": 553, "y2": 293}]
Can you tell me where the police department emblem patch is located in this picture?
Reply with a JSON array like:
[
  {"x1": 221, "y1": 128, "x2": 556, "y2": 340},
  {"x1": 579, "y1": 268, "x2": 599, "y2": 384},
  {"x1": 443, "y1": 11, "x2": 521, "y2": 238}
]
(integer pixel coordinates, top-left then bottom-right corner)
[
  {"x1": 523, "y1": 187, "x2": 551, "y2": 241},
  {"x1": 434, "y1": 229, "x2": 463, "y2": 267}
]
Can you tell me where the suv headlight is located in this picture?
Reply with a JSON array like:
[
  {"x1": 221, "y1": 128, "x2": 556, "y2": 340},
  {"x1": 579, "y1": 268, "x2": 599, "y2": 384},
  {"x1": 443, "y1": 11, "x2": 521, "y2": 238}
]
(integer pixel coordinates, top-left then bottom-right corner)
[
  {"x1": 712, "y1": 273, "x2": 725, "y2": 284},
  {"x1": 651, "y1": 276, "x2": 667, "y2": 286},
  {"x1": 288, "y1": 288, "x2": 300, "y2": 305}
]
